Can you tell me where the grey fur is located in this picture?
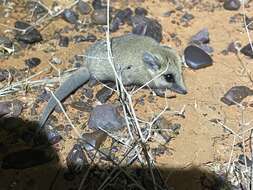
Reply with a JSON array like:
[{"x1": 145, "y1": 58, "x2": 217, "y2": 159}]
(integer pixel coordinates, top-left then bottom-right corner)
[{"x1": 39, "y1": 34, "x2": 187, "y2": 128}]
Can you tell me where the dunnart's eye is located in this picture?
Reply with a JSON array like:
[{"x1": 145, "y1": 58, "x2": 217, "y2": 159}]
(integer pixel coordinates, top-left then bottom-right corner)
[{"x1": 164, "y1": 74, "x2": 175, "y2": 83}]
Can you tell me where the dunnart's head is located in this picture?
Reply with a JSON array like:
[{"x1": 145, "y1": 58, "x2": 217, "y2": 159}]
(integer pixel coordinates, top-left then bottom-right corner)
[{"x1": 142, "y1": 45, "x2": 187, "y2": 94}]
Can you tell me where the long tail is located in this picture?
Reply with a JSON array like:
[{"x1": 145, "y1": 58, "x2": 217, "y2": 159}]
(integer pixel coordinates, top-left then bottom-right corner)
[{"x1": 39, "y1": 68, "x2": 90, "y2": 128}]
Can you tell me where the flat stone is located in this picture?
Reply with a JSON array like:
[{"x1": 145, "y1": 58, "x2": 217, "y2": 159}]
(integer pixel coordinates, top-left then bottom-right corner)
[
  {"x1": 25, "y1": 57, "x2": 41, "y2": 68},
  {"x1": 190, "y1": 28, "x2": 209, "y2": 44},
  {"x1": 15, "y1": 21, "x2": 43, "y2": 44},
  {"x1": 223, "y1": 0, "x2": 241, "y2": 11},
  {"x1": 184, "y1": 45, "x2": 213, "y2": 69},
  {"x1": 77, "y1": 1, "x2": 91, "y2": 15},
  {"x1": 88, "y1": 104, "x2": 125, "y2": 132},
  {"x1": 240, "y1": 43, "x2": 253, "y2": 58},
  {"x1": 131, "y1": 15, "x2": 163, "y2": 42},
  {"x1": 66, "y1": 144, "x2": 88, "y2": 173},
  {"x1": 81, "y1": 130, "x2": 107, "y2": 151},
  {"x1": 221, "y1": 86, "x2": 253, "y2": 106},
  {"x1": 91, "y1": 9, "x2": 110, "y2": 25},
  {"x1": 62, "y1": 9, "x2": 79, "y2": 24}
]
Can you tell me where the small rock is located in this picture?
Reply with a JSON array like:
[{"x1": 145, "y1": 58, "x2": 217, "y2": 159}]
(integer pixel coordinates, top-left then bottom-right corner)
[
  {"x1": 109, "y1": 17, "x2": 121, "y2": 32},
  {"x1": 91, "y1": 9, "x2": 110, "y2": 25},
  {"x1": 73, "y1": 34, "x2": 97, "y2": 43},
  {"x1": 190, "y1": 28, "x2": 209, "y2": 44},
  {"x1": 240, "y1": 43, "x2": 253, "y2": 58},
  {"x1": 15, "y1": 21, "x2": 43, "y2": 44},
  {"x1": 184, "y1": 45, "x2": 213, "y2": 69},
  {"x1": 180, "y1": 12, "x2": 194, "y2": 23},
  {"x1": 131, "y1": 15, "x2": 163, "y2": 42},
  {"x1": 58, "y1": 36, "x2": 69, "y2": 47},
  {"x1": 135, "y1": 7, "x2": 148, "y2": 16},
  {"x1": 81, "y1": 130, "x2": 107, "y2": 151},
  {"x1": 41, "y1": 125, "x2": 62, "y2": 145},
  {"x1": 66, "y1": 144, "x2": 88, "y2": 174},
  {"x1": 221, "y1": 86, "x2": 253, "y2": 106},
  {"x1": 0, "y1": 36, "x2": 13, "y2": 48},
  {"x1": 88, "y1": 104, "x2": 125, "y2": 132},
  {"x1": 0, "y1": 69, "x2": 9, "y2": 82},
  {"x1": 77, "y1": 1, "x2": 91, "y2": 15},
  {"x1": 223, "y1": 0, "x2": 241, "y2": 11},
  {"x1": 1, "y1": 148, "x2": 55, "y2": 169},
  {"x1": 83, "y1": 88, "x2": 94, "y2": 99},
  {"x1": 70, "y1": 101, "x2": 93, "y2": 112},
  {"x1": 109, "y1": 8, "x2": 133, "y2": 32},
  {"x1": 238, "y1": 154, "x2": 252, "y2": 167},
  {"x1": 62, "y1": 9, "x2": 79, "y2": 24},
  {"x1": 25, "y1": 57, "x2": 41, "y2": 68},
  {"x1": 0, "y1": 100, "x2": 23, "y2": 118},
  {"x1": 92, "y1": 0, "x2": 104, "y2": 10},
  {"x1": 95, "y1": 83, "x2": 115, "y2": 103},
  {"x1": 246, "y1": 16, "x2": 253, "y2": 30}
]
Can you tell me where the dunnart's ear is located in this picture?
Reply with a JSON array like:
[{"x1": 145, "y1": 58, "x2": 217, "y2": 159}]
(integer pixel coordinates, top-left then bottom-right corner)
[{"x1": 142, "y1": 52, "x2": 161, "y2": 72}]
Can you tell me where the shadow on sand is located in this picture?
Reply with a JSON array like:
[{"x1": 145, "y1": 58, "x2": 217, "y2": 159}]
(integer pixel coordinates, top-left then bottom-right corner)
[{"x1": 0, "y1": 116, "x2": 231, "y2": 190}]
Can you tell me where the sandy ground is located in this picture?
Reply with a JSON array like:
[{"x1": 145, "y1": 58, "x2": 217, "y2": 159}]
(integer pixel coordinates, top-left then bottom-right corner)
[{"x1": 1, "y1": 0, "x2": 253, "y2": 189}]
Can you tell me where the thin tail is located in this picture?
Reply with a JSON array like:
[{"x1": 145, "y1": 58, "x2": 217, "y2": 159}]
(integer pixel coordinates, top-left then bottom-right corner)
[{"x1": 39, "y1": 68, "x2": 90, "y2": 128}]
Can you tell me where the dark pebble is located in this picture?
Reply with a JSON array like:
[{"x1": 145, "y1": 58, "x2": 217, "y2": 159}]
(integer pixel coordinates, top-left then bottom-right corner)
[
  {"x1": 180, "y1": 12, "x2": 194, "y2": 23},
  {"x1": 66, "y1": 144, "x2": 88, "y2": 174},
  {"x1": 184, "y1": 45, "x2": 213, "y2": 69},
  {"x1": 73, "y1": 34, "x2": 97, "y2": 43},
  {"x1": 238, "y1": 154, "x2": 252, "y2": 167},
  {"x1": 131, "y1": 15, "x2": 163, "y2": 42},
  {"x1": 221, "y1": 86, "x2": 253, "y2": 106},
  {"x1": 59, "y1": 36, "x2": 69, "y2": 47},
  {"x1": 240, "y1": 43, "x2": 253, "y2": 58},
  {"x1": 15, "y1": 21, "x2": 43, "y2": 44},
  {"x1": 35, "y1": 125, "x2": 62, "y2": 145},
  {"x1": 77, "y1": 1, "x2": 91, "y2": 15},
  {"x1": 83, "y1": 88, "x2": 94, "y2": 99},
  {"x1": 190, "y1": 28, "x2": 209, "y2": 44},
  {"x1": 81, "y1": 130, "x2": 107, "y2": 151},
  {"x1": 0, "y1": 100, "x2": 23, "y2": 118},
  {"x1": 91, "y1": 9, "x2": 110, "y2": 25},
  {"x1": 109, "y1": 17, "x2": 121, "y2": 32},
  {"x1": 1, "y1": 148, "x2": 55, "y2": 169},
  {"x1": 62, "y1": 9, "x2": 79, "y2": 24},
  {"x1": 135, "y1": 7, "x2": 148, "y2": 16},
  {"x1": 0, "y1": 36, "x2": 13, "y2": 48},
  {"x1": 95, "y1": 83, "x2": 115, "y2": 103},
  {"x1": 115, "y1": 8, "x2": 133, "y2": 24},
  {"x1": 70, "y1": 101, "x2": 93, "y2": 112},
  {"x1": 223, "y1": 0, "x2": 241, "y2": 11},
  {"x1": 88, "y1": 104, "x2": 125, "y2": 131},
  {"x1": 25, "y1": 57, "x2": 41, "y2": 68},
  {"x1": 0, "y1": 69, "x2": 8, "y2": 82},
  {"x1": 92, "y1": 0, "x2": 104, "y2": 10},
  {"x1": 246, "y1": 16, "x2": 253, "y2": 30}
]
